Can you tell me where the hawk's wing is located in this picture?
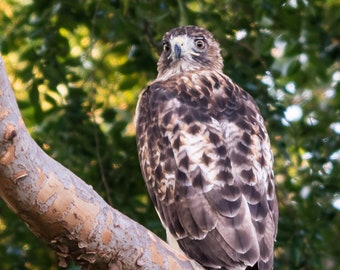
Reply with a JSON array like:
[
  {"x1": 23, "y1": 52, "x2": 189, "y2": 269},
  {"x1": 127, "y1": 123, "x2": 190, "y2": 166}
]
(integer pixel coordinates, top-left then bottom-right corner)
[{"x1": 136, "y1": 71, "x2": 278, "y2": 270}]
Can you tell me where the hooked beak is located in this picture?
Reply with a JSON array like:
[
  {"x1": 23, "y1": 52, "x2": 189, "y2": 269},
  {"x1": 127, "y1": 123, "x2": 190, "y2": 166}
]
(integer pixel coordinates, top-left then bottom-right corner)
[
  {"x1": 174, "y1": 44, "x2": 182, "y2": 59},
  {"x1": 171, "y1": 36, "x2": 185, "y2": 60}
]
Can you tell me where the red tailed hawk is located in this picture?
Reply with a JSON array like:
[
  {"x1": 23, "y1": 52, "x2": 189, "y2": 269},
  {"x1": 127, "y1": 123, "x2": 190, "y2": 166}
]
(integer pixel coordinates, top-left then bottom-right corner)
[{"x1": 135, "y1": 25, "x2": 278, "y2": 270}]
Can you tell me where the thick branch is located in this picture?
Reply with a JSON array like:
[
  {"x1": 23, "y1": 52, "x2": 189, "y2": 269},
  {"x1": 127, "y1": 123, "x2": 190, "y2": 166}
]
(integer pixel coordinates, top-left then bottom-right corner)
[{"x1": 0, "y1": 57, "x2": 197, "y2": 270}]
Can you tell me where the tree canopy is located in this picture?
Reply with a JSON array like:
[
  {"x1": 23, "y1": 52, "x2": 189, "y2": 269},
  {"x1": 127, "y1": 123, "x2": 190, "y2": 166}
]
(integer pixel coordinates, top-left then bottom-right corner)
[{"x1": 0, "y1": 0, "x2": 339, "y2": 269}]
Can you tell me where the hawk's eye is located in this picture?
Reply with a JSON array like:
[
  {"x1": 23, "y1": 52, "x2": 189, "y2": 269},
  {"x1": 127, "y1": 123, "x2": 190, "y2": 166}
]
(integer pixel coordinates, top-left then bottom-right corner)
[
  {"x1": 194, "y1": 39, "x2": 205, "y2": 49},
  {"x1": 163, "y1": 42, "x2": 171, "y2": 53}
]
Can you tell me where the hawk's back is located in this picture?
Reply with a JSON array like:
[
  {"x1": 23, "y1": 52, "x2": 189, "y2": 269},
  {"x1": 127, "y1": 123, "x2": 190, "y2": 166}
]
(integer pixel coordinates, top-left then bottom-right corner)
[{"x1": 136, "y1": 69, "x2": 278, "y2": 270}]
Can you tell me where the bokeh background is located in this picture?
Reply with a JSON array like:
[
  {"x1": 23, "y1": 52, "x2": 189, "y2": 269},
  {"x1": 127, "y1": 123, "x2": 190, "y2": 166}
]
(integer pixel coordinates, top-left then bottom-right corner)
[{"x1": 0, "y1": 0, "x2": 339, "y2": 269}]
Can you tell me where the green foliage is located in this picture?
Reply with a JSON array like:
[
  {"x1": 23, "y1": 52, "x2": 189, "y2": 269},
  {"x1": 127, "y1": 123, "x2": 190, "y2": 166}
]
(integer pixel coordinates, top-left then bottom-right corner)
[{"x1": 0, "y1": 0, "x2": 339, "y2": 269}]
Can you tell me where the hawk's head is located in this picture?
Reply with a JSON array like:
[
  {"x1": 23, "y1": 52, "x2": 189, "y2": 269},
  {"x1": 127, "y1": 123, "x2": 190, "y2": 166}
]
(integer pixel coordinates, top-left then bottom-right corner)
[{"x1": 157, "y1": 25, "x2": 223, "y2": 79}]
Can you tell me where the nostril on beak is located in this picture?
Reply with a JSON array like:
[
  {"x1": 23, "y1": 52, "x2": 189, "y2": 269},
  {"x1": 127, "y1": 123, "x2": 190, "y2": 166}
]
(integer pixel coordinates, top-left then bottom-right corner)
[{"x1": 174, "y1": 44, "x2": 181, "y2": 59}]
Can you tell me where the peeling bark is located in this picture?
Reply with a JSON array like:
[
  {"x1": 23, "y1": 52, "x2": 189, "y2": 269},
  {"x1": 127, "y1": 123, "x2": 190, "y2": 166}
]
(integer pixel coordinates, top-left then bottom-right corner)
[{"x1": 0, "y1": 57, "x2": 198, "y2": 270}]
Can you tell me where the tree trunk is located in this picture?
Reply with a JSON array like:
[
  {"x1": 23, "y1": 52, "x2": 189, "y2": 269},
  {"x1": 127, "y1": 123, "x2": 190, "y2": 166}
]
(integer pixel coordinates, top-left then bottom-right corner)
[{"x1": 0, "y1": 56, "x2": 198, "y2": 270}]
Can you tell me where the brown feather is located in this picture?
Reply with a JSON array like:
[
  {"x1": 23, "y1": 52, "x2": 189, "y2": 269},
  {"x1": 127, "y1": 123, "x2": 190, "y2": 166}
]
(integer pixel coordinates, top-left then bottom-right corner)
[{"x1": 135, "y1": 25, "x2": 278, "y2": 270}]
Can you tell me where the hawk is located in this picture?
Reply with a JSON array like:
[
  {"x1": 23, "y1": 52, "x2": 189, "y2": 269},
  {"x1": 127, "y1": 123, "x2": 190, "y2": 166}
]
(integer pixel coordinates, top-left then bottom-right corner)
[{"x1": 135, "y1": 25, "x2": 278, "y2": 270}]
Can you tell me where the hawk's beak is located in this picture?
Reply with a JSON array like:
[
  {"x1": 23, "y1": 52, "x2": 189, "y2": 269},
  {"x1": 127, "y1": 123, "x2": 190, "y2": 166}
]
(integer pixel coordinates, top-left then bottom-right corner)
[
  {"x1": 174, "y1": 44, "x2": 182, "y2": 59},
  {"x1": 172, "y1": 36, "x2": 186, "y2": 60}
]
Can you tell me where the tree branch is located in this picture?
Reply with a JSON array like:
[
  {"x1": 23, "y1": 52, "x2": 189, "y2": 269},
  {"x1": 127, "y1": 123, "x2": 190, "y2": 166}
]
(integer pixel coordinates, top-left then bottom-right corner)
[{"x1": 0, "y1": 56, "x2": 197, "y2": 270}]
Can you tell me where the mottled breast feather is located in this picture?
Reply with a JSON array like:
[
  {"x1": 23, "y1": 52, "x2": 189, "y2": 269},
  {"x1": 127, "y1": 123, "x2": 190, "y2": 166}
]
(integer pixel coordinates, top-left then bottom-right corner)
[{"x1": 135, "y1": 26, "x2": 278, "y2": 270}]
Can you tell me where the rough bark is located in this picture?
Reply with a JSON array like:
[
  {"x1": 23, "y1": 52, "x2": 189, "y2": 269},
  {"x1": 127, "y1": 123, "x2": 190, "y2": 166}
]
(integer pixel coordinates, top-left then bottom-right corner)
[{"x1": 0, "y1": 56, "x2": 198, "y2": 270}]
